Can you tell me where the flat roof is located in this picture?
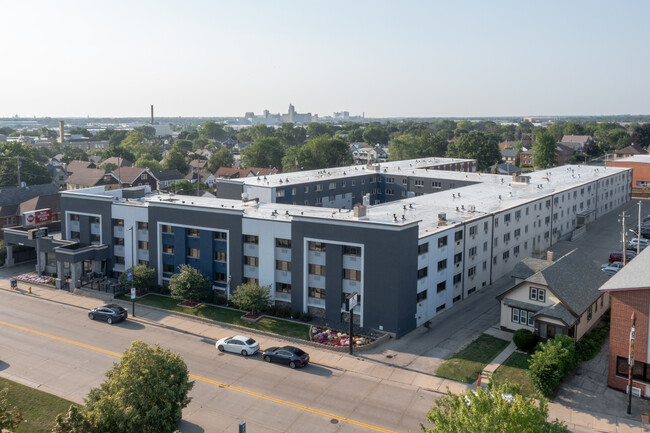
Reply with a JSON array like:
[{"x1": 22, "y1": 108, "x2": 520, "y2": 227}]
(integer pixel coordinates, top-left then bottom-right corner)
[{"x1": 610, "y1": 155, "x2": 650, "y2": 164}]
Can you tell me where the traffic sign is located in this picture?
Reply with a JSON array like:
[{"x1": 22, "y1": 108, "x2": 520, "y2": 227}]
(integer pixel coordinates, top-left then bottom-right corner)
[{"x1": 131, "y1": 288, "x2": 136, "y2": 299}]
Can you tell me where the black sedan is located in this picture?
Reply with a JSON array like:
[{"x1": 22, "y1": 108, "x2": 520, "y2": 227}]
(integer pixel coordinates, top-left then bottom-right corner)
[
  {"x1": 262, "y1": 346, "x2": 309, "y2": 368},
  {"x1": 88, "y1": 304, "x2": 128, "y2": 324}
]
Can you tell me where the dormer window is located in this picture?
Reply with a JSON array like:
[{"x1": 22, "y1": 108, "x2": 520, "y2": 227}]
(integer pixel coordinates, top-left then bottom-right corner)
[{"x1": 530, "y1": 287, "x2": 546, "y2": 302}]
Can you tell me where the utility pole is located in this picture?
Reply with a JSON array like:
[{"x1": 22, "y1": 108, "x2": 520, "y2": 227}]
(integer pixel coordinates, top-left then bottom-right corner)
[
  {"x1": 621, "y1": 212, "x2": 628, "y2": 266},
  {"x1": 638, "y1": 201, "x2": 643, "y2": 256},
  {"x1": 628, "y1": 312, "x2": 636, "y2": 415}
]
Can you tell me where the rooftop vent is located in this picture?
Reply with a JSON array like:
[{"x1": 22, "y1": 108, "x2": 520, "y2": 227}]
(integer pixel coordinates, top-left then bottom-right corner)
[
  {"x1": 353, "y1": 205, "x2": 367, "y2": 219},
  {"x1": 468, "y1": 204, "x2": 476, "y2": 212}
]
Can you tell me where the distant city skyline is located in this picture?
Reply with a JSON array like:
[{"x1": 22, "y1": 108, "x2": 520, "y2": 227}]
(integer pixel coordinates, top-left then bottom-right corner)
[{"x1": 2, "y1": 0, "x2": 649, "y2": 118}]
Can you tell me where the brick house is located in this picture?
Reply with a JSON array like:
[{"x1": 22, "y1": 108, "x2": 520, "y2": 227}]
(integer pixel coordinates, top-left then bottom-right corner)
[
  {"x1": 607, "y1": 155, "x2": 650, "y2": 189},
  {"x1": 600, "y1": 246, "x2": 650, "y2": 398},
  {"x1": 497, "y1": 249, "x2": 609, "y2": 341},
  {"x1": 559, "y1": 135, "x2": 596, "y2": 154},
  {"x1": 519, "y1": 144, "x2": 576, "y2": 167}
]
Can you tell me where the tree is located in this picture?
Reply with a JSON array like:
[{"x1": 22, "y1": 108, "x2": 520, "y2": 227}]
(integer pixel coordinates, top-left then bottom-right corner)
[
  {"x1": 208, "y1": 147, "x2": 234, "y2": 172},
  {"x1": 134, "y1": 125, "x2": 156, "y2": 138},
  {"x1": 230, "y1": 282, "x2": 271, "y2": 315},
  {"x1": 169, "y1": 264, "x2": 211, "y2": 303},
  {"x1": 388, "y1": 133, "x2": 446, "y2": 161},
  {"x1": 241, "y1": 137, "x2": 284, "y2": 169},
  {"x1": 52, "y1": 405, "x2": 91, "y2": 433},
  {"x1": 118, "y1": 264, "x2": 156, "y2": 291},
  {"x1": 276, "y1": 123, "x2": 306, "y2": 148},
  {"x1": 247, "y1": 124, "x2": 275, "y2": 141},
  {"x1": 421, "y1": 380, "x2": 569, "y2": 433},
  {"x1": 69, "y1": 127, "x2": 92, "y2": 138},
  {"x1": 199, "y1": 121, "x2": 226, "y2": 140},
  {"x1": 528, "y1": 335, "x2": 577, "y2": 397},
  {"x1": 135, "y1": 156, "x2": 162, "y2": 172},
  {"x1": 448, "y1": 131, "x2": 501, "y2": 171},
  {"x1": 533, "y1": 131, "x2": 557, "y2": 168},
  {"x1": 173, "y1": 139, "x2": 194, "y2": 153},
  {"x1": 162, "y1": 147, "x2": 189, "y2": 174},
  {"x1": 0, "y1": 388, "x2": 23, "y2": 431},
  {"x1": 167, "y1": 179, "x2": 208, "y2": 195},
  {"x1": 362, "y1": 126, "x2": 389, "y2": 145},
  {"x1": 75, "y1": 341, "x2": 193, "y2": 433},
  {"x1": 631, "y1": 123, "x2": 650, "y2": 149},
  {"x1": 610, "y1": 129, "x2": 631, "y2": 150},
  {"x1": 306, "y1": 122, "x2": 332, "y2": 138},
  {"x1": 282, "y1": 136, "x2": 352, "y2": 171}
]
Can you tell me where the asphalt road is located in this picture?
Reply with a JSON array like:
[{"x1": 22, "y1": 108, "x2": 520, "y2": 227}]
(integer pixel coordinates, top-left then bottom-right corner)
[{"x1": 0, "y1": 290, "x2": 436, "y2": 433}]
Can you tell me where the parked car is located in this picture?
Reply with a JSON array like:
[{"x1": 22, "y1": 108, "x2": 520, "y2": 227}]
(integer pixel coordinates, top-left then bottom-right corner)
[
  {"x1": 609, "y1": 251, "x2": 636, "y2": 263},
  {"x1": 88, "y1": 304, "x2": 128, "y2": 324},
  {"x1": 601, "y1": 265, "x2": 620, "y2": 277},
  {"x1": 262, "y1": 346, "x2": 310, "y2": 368},
  {"x1": 215, "y1": 335, "x2": 259, "y2": 356},
  {"x1": 601, "y1": 261, "x2": 624, "y2": 271},
  {"x1": 627, "y1": 237, "x2": 649, "y2": 251}
]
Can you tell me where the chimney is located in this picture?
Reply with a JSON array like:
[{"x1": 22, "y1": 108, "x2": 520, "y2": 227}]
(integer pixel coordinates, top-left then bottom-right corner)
[
  {"x1": 353, "y1": 205, "x2": 366, "y2": 219},
  {"x1": 546, "y1": 250, "x2": 554, "y2": 262},
  {"x1": 58, "y1": 120, "x2": 64, "y2": 143},
  {"x1": 150, "y1": 105, "x2": 154, "y2": 125}
]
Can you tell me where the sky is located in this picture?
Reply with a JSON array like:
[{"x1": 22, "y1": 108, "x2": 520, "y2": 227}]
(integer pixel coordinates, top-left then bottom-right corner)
[{"x1": 1, "y1": 0, "x2": 649, "y2": 118}]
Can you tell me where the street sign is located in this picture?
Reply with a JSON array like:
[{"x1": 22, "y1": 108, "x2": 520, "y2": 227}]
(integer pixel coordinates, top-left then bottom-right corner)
[
  {"x1": 346, "y1": 293, "x2": 359, "y2": 311},
  {"x1": 126, "y1": 268, "x2": 133, "y2": 283},
  {"x1": 23, "y1": 208, "x2": 52, "y2": 227},
  {"x1": 131, "y1": 288, "x2": 136, "y2": 299}
]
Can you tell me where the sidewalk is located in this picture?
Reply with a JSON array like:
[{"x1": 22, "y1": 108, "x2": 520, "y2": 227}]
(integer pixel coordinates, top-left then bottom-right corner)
[{"x1": 2, "y1": 280, "x2": 650, "y2": 432}]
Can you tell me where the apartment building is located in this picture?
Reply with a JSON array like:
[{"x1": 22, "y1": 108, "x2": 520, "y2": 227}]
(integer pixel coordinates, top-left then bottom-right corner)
[{"x1": 2, "y1": 159, "x2": 631, "y2": 337}]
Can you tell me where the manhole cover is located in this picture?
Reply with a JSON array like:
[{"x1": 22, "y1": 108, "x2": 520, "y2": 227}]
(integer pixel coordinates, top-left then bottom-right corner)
[{"x1": 330, "y1": 419, "x2": 339, "y2": 424}]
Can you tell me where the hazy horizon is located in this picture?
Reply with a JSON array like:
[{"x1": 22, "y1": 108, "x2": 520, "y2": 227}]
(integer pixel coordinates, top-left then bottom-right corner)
[{"x1": 2, "y1": 0, "x2": 649, "y2": 118}]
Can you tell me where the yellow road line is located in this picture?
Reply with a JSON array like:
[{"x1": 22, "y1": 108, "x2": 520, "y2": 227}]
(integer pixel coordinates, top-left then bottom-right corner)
[{"x1": 0, "y1": 320, "x2": 397, "y2": 433}]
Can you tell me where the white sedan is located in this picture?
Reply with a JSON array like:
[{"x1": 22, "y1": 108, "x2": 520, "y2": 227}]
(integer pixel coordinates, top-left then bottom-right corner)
[{"x1": 216, "y1": 335, "x2": 260, "y2": 356}]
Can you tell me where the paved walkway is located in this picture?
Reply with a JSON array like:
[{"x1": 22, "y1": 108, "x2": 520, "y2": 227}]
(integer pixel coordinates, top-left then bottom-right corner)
[{"x1": 1, "y1": 273, "x2": 650, "y2": 432}]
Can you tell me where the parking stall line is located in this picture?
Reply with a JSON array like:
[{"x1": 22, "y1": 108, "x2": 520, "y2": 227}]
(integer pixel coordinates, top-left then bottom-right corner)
[{"x1": 0, "y1": 320, "x2": 397, "y2": 433}]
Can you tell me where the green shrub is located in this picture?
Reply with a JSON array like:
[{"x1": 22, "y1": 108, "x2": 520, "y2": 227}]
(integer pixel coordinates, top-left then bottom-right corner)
[
  {"x1": 276, "y1": 306, "x2": 291, "y2": 318},
  {"x1": 528, "y1": 334, "x2": 577, "y2": 397},
  {"x1": 299, "y1": 312, "x2": 312, "y2": 322},
  {"x1": 265, "y1": 304, "x2": 278, "y2": 316},
  {"x1": 290, "y1": 311, "x2": 301, "y2": 320},
  {"x1": 51, "y1": 272, "x2": 58, "y2": 278},
  {"x1": 513, "y1": 329, "x2": 537, "y2": 352},
  {"x1": 576, "y1": 321, "x2": 610, "y2": 362}
]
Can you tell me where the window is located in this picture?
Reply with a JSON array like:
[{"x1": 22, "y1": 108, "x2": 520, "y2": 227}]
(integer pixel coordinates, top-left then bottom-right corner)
[
  {"x1": 163, "y1": 263, "x2": 175, "y2": 273},
  {"x1": 438, "y1": 236, "x2": 447, "y2": 248},
  {"x1": 453, "y1": 273, "x2": 462, "y2": 284},
  {"x1": 616, "y1": 356, "x2": 650, "y2": 384},
  {"x1": 469, "y1": 246, "x2": 477, "y2": 257},
  {"x1": 214, "y1": 272, "x2": 227, "y2": 283},
  {"x1": 512, "y1": 308, "x2": 519, "y2": 323},
  {"x1": 276, "y1": 260, "x2": 291, "y2": 271},
  {"x1": 455, "y1": 231, "x2": 463, "y2": 241},
  {"x1": 214, "y1": 251, "x2": 227, "y2": 262},
  {"x1": 303, "y1": 186, "x2": 309, "y2": 193},
  {"x1": 437, "y1": 281, "x2": 446, "y2": 293},
  {"x1": 244, "y1": 277, "x2": 259, "y2": 285},
  {"x1": 244, "y1": 256, "x2": 258, "y2": 266},
  {"x1": 187, "y1": 248, "x2": 200, "y2": 258},
  {"x1": 437, "y1": 259, "x2": 447, "y2": 271},
  {"x1": 483, "y1": 241, "x2": 488, "y2": 251},
  {"x1": 432, "y1": 181, "x2": 441, "y2": 188},
  {"x1": 187, "y1": 228, "x2": 199, "y2": 237},
  {"x1": 587, "y1": 304, "x2": 593, "y2": 321},
  {"x1": 309, "y1": 287, "x2": 326, "y2": 298},
  {"x1": 292, "y1": 187, "x2": 297, "y2": 196},
  {"x1": 162, "y1": 244, "x2": 174, "y2": 254},
  {"x1": 344, "y1": 269, "x2": 362, "y2": 281},
  {"x1": 138, "y1": 241, "x2": 148, "y2": 250},
  {"x1": 453, "y1": 295, "x2": 461, "y2": 303},
  {"x1": 162, "y1": 225, "x2": 174, "y2": 234},
  {"x1": 115, "y1": 256, "x2": 125, "y2": 265},
  {"x1": 530, "y1": 287, "x2": 546, "y2": 302},
  {"x1": 137, "y1": 221, "x2": 148, "y2": 230},
  {"x1": 243, "y1": 235, "x2": 259, "y2": 244},
  {"x1": 454, "y1": 253, "x2": 462, "y2": 264},
  {"x1": 469, "y1": 225, "x2": 477, "y2": 236},
  {"x1": 114, "y1": 237, "x2": 125, "y2": 246},
  {"x1": 329, "y1": 182, "x2": 336, "y2": 190},
  {"x1": 276, "y1": 238, "x2": 291, "y2": 249},
  {"x1": 90, "y1": 216, "x2": 100, "y2": 224},
  {"x1": 515, "y1": 210, "x2": 521, "y2": 219},
  {"x1": 315, "y1": 184, "x2": 323, "y2": 192},
  {"x1": 503, "y1": 233, "x2": 510, "y2": 242},
  {"x1": 504, "y1": 213, "x2": 511, "y2": 223},
  {"x1": 308, "y1": 241, "x2": 326, "y2": 252},
  {"x1": 90, "y1": 234, "x2": 100, "y2": 244},
  {"x1": 276, "y1": 189, "x2": 285, "y2": 197},
  {"x1": 436, "y1": 304, "x2": 446, "y2": 313},
  {"x1": 514, "y1": 228, "x2": 520, "y2": 237},
  {"x1": 276, "y1": 282, "x2": 291, "y2": 294},
  {"x1": 343, "y1": 245, "x2": 362, "y2": 256},
  {"x1": 309, "y1": 264, "x2": 326, "y2": 276},
  {"x1": 415, "y1": 180, "x2": 424, "y2": 187},
  {"x1": 417, "y1": 290, "x2": 427, "y2": 302},
  {"x1": 139, "y1": 260, "x2": 149, "y2": 266},
  {"x1": 520, "y1": 310, "x2": 528, "y2": 325},
  {"x1": 484, "y1": 221, "x2": 489, "y2": 233},
  {"x1": 214, "y1": 231, "x2": 227, "y2": 240},
  {"x1": 514, "y1": 245, "x2": 520, "y2": 255},
  {"x1": 494, "y1": 217, "x2": 499, "y2": 227},
  {"x1": 417, "y1": 267, "x2": 428, "y2": 279},
  {"x1": 468, "y1": 266, "x2": 476, "y2": 277}
]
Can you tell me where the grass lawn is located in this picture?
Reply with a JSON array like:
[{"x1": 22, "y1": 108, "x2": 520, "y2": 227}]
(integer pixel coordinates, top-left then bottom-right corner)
[
  {"x1": 0, "y1": 377, "x2": 76, "y2": 433},
  {"x1": 121, "y1": 294, "x2": 310, "y2": 340},
  {"x1": 492, "y1": 352, "x2": 537, "y2": 397},
  {"x1": 436, "y1": 334, "x2": 510, "y2": 383}
]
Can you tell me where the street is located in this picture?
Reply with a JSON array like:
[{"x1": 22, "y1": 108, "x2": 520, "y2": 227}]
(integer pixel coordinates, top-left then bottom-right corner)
[{"x1": 0, "y1": 289, "x2": 435, "y2": 433}]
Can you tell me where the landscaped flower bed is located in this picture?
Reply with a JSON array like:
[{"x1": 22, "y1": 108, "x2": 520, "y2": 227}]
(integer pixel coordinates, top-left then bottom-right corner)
[
  {"x1": 16, "y1": 273, "x2": 55, "y2": 285},
  {"x1": 310, "y1": 326, "x2": 374, "y2": 347}
]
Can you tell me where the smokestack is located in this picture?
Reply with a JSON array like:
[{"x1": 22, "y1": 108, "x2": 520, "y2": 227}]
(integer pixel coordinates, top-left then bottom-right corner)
[
  {"x1": 58, "y1": 120, "x2": 64, "y2": 143},
  {"x1": 150, "y1": 105, "x2": 154, "y2": 125}
]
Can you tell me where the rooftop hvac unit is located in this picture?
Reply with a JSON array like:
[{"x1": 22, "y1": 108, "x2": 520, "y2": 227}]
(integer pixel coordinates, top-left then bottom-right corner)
[
  {"x1": 438, "y1": 212, "x2": 446, "y2": 221},
  {"x1": 468, "y1": 204, "x2": 476, "y2": 212}
]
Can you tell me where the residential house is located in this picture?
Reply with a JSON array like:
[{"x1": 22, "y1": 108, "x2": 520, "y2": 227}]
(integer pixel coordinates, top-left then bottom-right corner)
[
  {"x1": 559, "y1": 135, "x2": 596, "y2": 154},
  {"x1": 500, "y1": 148, "x2": 521, "y2": 166},
  {"x1": 185, "y1": 170, "x2": 217, "y2": 187},
  {"x1": 614, "y1": 144, "x2": 648, "y2": 160},
  {"x1": 248, "y1": 167, "x2": 279, "y2": 177},
  {"x1": 499, "y1": 140, "x2": 518, "y2": 150},
  {"x1": 496, "y1": 163, "x2": 522, "y2": 175},
  {"x1": 519, "y1": 144, "x2": 575, "y2": 167},
  {"x1": 111, "y1": 167, "x2": 157, "y2": 189},
  {"x1": 64, "y1": 160, "x2": 96, "y2": 174},
  {"x1": 214, "y1": 167, "x2": 254, "y2": 179},
  {"x1": 600, "y1": 245, "x2": 650, "y2": 398},
  {"x1": 189, "y1": 159, "x2": 209, "y2": 171},
  {"x1": 151, "y1": 170, "x2": 185, "y2": 190},
  {"x1": 0, "y1": 184, "x2": 59, "y2": 239},
  {"x1": 497, "y1": 249, "x2": 609, "y2": 341},
  {"x1": 99, "y1": 157, "x2": 132, "y2": 169},
  {"x1": 46, "y1": 163, "x2": 68, "y2": 189},
  {"x1": 66, "y1": 168, "x2": 119, "y2": 190}
]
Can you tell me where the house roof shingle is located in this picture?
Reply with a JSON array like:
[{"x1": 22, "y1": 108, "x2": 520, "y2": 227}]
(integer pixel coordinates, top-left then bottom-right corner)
[
  {"x1": 100, "y1": 157, "x2": 132, "y2": 168},
  {"x1": 616, "y1": 144, "x2": 648, "y2": 156},
  {"x1": 151, "y1": 170, "x2": 185, "y2": 182},
  {"x1": 65, "y1": 160, "x2": 95, "y2": 174},
  {"x1": 66, "y1": 168, "x2": 116, "y2": 187},
  {"x1": 533, "y1": 303, "x2": 577, "y2": 326}
]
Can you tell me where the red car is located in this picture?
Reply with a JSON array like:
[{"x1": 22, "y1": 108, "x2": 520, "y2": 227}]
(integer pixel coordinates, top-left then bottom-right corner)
[{"x1": 609, "y1": 251, "x2": 636, "y2": 263}]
